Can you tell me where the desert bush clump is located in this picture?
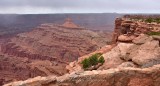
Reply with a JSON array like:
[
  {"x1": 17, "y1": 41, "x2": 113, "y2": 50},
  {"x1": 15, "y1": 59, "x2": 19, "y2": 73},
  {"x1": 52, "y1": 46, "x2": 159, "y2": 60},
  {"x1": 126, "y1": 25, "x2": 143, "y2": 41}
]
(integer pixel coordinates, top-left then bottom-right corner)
[
  {"x1": 88, "y1": 54, "x2": 99, "y2": 65},
  {"x1": 81, "y1": 53, "x2": 105, "y2": 69}
]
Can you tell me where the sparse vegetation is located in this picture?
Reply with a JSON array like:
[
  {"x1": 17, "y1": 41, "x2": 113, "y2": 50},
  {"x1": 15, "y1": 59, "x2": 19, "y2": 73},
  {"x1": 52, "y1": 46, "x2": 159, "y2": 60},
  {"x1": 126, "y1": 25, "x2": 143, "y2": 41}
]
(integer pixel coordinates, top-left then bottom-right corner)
[
  {"x1": 145, "y1": 18, "x2": 153, "y2": 23},
  {"x1": 81, "y1": 53, "x2": 105, "y2": 69},
  {"x1": 129, "y1": 17, "x2": 160, "y2": 23},
  {"x1": 145, "y1": 18, "x2": 160, "y2": 23},
  {"x1": 147, "y1": 32, "x2": 160, "y2": 36}
]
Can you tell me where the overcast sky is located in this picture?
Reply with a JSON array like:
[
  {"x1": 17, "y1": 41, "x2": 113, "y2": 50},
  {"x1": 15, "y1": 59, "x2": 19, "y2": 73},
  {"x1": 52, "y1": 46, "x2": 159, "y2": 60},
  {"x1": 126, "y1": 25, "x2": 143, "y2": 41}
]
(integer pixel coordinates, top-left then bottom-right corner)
[{"x1": 0, "y1": 0, "x2": 160, "y2": 14}]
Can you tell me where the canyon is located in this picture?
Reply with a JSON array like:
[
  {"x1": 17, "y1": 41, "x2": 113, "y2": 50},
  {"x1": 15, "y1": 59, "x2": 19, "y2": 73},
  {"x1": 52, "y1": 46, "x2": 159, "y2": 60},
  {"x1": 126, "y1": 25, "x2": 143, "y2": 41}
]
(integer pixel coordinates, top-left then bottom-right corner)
[
  {"x1": 1, "y1": 18, "x2": 111, "y2": 62},
  {"x1": 0, "y1": 17, "x2": 112, "y2": 85},
  {"x1": 3, "y1": 15, "x2": 160, "y2": 86}
]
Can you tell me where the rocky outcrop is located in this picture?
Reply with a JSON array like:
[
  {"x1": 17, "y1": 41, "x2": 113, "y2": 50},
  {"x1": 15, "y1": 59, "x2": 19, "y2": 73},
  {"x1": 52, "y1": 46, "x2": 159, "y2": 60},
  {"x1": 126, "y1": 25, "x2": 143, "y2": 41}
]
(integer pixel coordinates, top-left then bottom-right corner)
[
  {"x1": 128, "y1": 40, "x2": 160, "y2": 67},
  {"x1": 118, "y1": 35, "x2": 135, "y2": 42},
  {"x1": 66, "y1": 45, "x2": 115, "y2": 73},
  {"x1": 104, "y1": 34, "x2": 160, "y2": 69},
  {"x1": 67, "y1": 33, "x2": 160, "y2": 73},
  {"x1": 62, "y1": 17, "x2": 160, "y2": 86},
  {"x1": 112, "y1": 17, "x2": 160, "y2": 43},
  {"x1": 4, "y1": 64, "x2": 160, "y2": 86},
  {"x1": 98, "y1": 43, "x2": 134, "y2": 70}
]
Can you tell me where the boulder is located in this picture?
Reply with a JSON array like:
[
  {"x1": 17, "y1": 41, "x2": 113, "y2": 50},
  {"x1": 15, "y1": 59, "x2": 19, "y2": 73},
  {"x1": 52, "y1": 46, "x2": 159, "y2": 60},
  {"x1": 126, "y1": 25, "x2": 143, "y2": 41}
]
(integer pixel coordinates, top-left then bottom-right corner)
[
  {"x1": 129, "y1": 40, "x2": 160, "y2": 66},
  {"x1": 118, "y1": 35, "x2": 135, "y2": 42},
  {"x1": 98, "y1": 49, "x2": 123, "y2": 70},
  {"x1": 132, "y1": 34, "x2": 153, "y2": 44},
  {"x1": 117, "y1": 43, "x2": 134, "y2": 60},
  {"x1": 124, "y1": 44, "x2": 140, "y2": 61},
  {"x1": 98, "y1": 43, "x2": 134, "y2": 70}
]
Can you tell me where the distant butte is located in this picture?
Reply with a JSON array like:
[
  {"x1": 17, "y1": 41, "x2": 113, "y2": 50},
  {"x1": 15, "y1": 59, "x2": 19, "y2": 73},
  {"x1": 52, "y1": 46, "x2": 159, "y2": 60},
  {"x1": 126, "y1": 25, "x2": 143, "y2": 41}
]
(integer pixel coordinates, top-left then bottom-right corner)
[{"x1": 61, "y1": 18, "x2": 84, "y2": 29}]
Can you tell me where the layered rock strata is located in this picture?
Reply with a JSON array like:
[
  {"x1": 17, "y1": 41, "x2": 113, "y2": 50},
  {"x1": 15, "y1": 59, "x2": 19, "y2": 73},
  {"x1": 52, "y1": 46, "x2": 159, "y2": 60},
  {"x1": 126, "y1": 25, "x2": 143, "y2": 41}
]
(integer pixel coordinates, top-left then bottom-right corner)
[
  {"x1": 1, "y1": 23, "x2": 110, "y2": 62},
  {"x1": 0, "y1": 19, "x2": 111, "y2": 85}
]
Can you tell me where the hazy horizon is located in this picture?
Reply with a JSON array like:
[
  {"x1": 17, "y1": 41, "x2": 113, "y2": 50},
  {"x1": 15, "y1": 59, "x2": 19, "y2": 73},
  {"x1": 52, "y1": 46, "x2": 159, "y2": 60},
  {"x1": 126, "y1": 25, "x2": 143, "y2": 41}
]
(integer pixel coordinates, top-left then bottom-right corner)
[
  {"x1": 1, "y1": 13, "x2": 160, "y2": 15},
  {"x1": 0, "y1": 0, "x2": 160, "y2": 14}
]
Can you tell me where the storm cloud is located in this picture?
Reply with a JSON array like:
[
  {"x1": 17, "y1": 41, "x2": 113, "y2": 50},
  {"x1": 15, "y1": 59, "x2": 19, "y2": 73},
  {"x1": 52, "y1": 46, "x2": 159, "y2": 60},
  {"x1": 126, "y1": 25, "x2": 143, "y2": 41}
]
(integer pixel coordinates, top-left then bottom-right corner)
[{"x1": 0, "y1": 0, "x2": 160, "y2": 14}]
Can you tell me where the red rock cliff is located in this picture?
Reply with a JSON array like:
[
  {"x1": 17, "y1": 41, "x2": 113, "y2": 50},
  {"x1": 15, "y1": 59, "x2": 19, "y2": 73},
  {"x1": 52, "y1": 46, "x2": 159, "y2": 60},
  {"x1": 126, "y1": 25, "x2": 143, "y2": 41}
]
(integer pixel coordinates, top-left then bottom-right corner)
[{"x1": 112, "y1": 17, "x2": 160, "y2": 43}]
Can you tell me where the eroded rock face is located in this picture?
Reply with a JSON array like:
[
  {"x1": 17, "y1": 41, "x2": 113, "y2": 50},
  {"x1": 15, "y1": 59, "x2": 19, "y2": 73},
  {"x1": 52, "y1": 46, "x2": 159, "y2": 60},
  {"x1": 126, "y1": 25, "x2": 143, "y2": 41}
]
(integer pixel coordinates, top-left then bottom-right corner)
[
  {"x1": 118, "y1": 35, "x2": 136, "y2": 42},
  {"x1": 110, "y1": 16, "x2": 160, "y2": 70},
  {"x1": 129, "y1": 40, "x2": 160, "y2": 66},
  {"x1": 132, "y1": 34, "x2": 153, "y2": 44},
  {"x1": 112, "y1": 17, "x2": 160, "y2": 43},
  {"x1": 110, "y1": 35, "x2": 160, "y2": 68},
  {"x1": 67, "y1": 34, "x2": 160, "y2": 72},
  {"x1": 0, "y1": 22, "x2": 111, "y2": 85},
  {"x1": 98, "y1": 43, "x2": 134, "y2": 70}
]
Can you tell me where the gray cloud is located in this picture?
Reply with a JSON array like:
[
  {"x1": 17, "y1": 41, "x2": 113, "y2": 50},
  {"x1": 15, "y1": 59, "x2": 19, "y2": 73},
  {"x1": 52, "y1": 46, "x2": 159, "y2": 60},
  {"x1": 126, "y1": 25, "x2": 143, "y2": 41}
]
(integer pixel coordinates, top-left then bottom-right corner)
[{"x1": 0, "y1": 0, "x2": 160, "y2": 14}]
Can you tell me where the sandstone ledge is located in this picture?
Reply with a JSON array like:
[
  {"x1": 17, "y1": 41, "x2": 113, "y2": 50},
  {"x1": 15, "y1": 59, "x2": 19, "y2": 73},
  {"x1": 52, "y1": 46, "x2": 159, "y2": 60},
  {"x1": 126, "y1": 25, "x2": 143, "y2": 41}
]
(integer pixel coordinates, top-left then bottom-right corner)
[{"x1": 4, "y1": 64, "x2": 160, "y2": 86}]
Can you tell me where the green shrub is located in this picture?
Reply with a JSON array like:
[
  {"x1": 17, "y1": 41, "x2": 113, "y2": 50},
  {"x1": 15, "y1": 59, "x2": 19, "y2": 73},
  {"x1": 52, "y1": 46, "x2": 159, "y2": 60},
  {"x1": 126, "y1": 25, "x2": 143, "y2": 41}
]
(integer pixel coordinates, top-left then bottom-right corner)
[
  {"x1": 147, "y1": 32, "x2": 160, "y2": 36},
  {"x1": 81, "y1": 53, "x2": 105, "y2": 69},
  {"x1": 98, "y1": 56, "x2": 105, "y2": 64},
  {"x1": 88, "y1": 54, "x2": 99, "y2": 65},
  {"x1": 81, "y1": 58, "x2": 90, "y2": 69}
]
